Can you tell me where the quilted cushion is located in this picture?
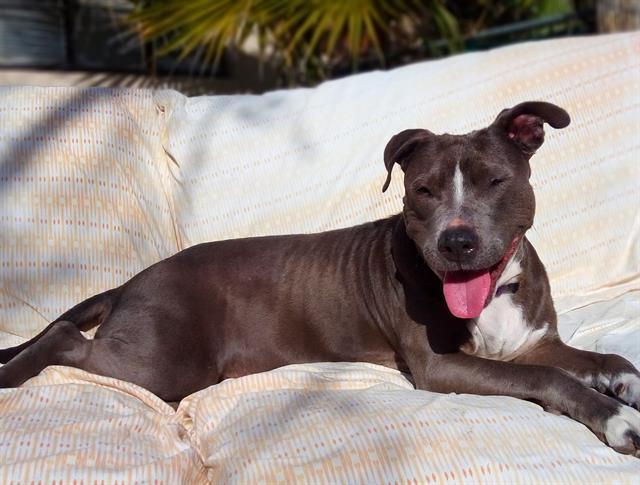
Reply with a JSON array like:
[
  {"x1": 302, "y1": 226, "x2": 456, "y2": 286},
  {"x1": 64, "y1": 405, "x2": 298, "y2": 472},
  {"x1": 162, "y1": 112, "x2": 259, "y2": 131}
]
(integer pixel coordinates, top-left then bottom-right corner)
[
  {"x1": 0, "y1": 366, "x2": 206, "y2": 482},
  {"x1": 178, "y1": 362, "x2": 640, "y2": 483}
]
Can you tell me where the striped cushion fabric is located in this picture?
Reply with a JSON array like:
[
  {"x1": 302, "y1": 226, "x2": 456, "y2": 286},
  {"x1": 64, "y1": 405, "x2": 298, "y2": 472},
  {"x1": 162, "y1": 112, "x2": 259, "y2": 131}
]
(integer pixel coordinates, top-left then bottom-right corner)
[
  {"x1": 0, "y1": 366, "x2": 206, "y2": 483},
  {"x1": 0, "y1": 87, "x2": 178, "y2": 345},
  {"x1": 179, "y1": 362, "x2": 640, "y2": 483}
]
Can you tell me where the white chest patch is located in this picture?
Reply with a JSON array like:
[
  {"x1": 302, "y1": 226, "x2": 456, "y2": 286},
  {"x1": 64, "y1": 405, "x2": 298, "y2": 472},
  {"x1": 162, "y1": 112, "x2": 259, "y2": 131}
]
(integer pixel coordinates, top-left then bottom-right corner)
[{"x1": 460, "y1": 258, "x2": 548, "y2": 361}]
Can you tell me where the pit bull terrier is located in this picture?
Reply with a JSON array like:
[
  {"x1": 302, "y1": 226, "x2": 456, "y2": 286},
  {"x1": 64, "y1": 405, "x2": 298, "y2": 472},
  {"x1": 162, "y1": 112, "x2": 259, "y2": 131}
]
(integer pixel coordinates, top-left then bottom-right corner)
[{"x1": 1, "y1": 101, "x2": 639, "y2": 455}]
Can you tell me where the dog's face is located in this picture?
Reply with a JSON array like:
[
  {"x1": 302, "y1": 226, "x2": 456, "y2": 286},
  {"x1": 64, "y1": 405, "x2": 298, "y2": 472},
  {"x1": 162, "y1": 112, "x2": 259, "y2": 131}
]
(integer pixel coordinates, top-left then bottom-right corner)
[{"x1": 383, "y1": 102, "x2": 570, "y2": 318}]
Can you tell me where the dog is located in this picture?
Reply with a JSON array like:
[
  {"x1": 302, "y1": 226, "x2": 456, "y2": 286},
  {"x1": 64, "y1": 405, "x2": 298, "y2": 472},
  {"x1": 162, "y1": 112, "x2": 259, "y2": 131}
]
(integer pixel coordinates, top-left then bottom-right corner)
[{"x1": 1, "y1": 101, "x2": 639, "y2": 455}]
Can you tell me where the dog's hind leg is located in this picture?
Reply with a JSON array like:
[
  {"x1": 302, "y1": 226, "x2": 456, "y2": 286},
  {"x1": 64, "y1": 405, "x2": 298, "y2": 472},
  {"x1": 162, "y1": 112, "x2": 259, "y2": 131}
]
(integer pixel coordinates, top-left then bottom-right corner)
[
  {"x1": 0, "y1": 320, "x2": 92, "y2": 388},
  {"x1": 0, "y1": 318, "x2": 178, "y2": 400},
  {"x1": 0, "y1": 289, "x2": 117, "y2": 365}
]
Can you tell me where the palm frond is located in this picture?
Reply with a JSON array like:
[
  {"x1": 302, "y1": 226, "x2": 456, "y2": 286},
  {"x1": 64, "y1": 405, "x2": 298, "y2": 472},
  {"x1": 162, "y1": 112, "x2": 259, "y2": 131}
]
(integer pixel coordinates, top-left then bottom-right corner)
[{"x1": 128, "y1": 0, "x2": 459, "y2": 82}]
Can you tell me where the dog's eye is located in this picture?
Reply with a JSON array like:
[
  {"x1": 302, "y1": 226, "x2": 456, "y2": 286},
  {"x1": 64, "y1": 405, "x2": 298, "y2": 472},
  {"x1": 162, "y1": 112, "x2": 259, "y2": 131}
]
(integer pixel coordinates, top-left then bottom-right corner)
[
  {"x1": 416, "y1": 186, "x2": 433, "y2": 197},
  {"x1": 490, "y1": 178, "x2": 505, "y2": 187}
]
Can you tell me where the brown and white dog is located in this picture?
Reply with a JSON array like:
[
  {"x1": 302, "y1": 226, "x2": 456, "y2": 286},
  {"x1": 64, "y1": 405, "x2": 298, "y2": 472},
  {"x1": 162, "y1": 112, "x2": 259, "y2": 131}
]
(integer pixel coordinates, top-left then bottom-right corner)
[{"x1": 1, "y1": 101, "x2": 639, "y2": 455}]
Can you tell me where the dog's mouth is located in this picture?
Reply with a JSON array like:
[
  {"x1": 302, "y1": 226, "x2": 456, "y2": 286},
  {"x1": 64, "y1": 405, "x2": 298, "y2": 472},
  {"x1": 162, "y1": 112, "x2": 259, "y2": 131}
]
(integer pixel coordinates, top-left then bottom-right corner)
[{"x1": 441, "y1": 235, "x2": 522, "y2": 319}]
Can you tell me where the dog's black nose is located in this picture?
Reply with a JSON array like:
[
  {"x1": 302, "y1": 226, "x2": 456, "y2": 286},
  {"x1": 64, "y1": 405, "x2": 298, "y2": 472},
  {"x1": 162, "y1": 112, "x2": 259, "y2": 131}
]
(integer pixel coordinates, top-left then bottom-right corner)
[{"x1": 438, "y1": 227, "x2": 478, "y2": 262}]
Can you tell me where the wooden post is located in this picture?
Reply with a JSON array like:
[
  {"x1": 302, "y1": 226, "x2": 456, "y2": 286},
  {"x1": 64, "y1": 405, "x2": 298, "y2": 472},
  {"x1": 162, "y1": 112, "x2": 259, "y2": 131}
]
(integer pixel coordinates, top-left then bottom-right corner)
[{"x1": 597, "y1": 0, "x2": 640, "y2": 32}]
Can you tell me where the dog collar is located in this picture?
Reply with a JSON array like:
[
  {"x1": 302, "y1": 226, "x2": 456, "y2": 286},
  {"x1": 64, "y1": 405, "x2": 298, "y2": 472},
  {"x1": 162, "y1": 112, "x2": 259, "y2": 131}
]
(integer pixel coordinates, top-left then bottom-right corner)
[{"x1": 495, "y1": 282, "x2": 520, "y2": 297}]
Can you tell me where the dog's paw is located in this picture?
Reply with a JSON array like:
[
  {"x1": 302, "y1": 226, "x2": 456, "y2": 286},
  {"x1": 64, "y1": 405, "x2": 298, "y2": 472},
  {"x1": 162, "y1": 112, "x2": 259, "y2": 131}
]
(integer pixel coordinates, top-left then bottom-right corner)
[
  {"x1": 608, "y1": 372, "x2": 640, "y2": 410},
  {"x1": 593, "y1": 354, "x2": 640, "y2": 409},
  {"x1": 603, "y1": 405, "x2": 640, "y2": 456}
]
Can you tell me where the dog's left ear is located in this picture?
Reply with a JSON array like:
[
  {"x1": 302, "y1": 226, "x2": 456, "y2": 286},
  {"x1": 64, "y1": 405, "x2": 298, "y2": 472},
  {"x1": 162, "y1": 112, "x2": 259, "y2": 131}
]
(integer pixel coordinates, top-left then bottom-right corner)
[
  {"x1": 382, "y1": 129, "x2": 432, "y2": 192},
  {"x1": 492, "y1": 101, "x2": 570, "y2": 156}
]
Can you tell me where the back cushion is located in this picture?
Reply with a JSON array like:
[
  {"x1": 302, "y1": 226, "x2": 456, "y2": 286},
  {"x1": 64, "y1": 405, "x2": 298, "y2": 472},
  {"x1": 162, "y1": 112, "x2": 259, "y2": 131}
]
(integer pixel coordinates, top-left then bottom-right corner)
[
  {"x1": 0, "y1": 87, "x2": 177, "y2": 345},
  {"x1": 161, "y1": 32, "x2": 639, "y2": 313}
]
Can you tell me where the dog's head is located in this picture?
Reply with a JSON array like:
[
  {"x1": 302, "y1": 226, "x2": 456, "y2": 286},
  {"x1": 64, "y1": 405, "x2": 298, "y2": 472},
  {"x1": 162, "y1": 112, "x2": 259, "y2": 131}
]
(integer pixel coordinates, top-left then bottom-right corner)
[{"x1": 382, "y1": 101, "x2": 570, "y2": 319}]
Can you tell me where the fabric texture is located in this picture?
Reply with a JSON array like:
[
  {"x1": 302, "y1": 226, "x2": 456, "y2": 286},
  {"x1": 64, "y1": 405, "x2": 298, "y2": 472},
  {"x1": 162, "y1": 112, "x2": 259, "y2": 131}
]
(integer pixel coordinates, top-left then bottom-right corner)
[
  {"x1": 0, "y1": 87, "x2": 179, "y2": 347},
  {"x1": 0, "y1": 32, "x2": 639, "y2": 481},
  {"x1": 179, "y1": 362, "x2": 640, "y2": 483},
  {"x1": 0, "y1": 366, "x2": 206, "y2": 483}
]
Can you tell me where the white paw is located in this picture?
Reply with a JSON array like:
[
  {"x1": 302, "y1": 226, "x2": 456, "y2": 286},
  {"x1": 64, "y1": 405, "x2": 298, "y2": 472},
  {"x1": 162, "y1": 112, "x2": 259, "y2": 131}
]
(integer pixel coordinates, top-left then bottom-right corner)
[
  {"x1": 610, "y1": 372, "x2": 640, "y2": 409},
  {"x1": 604, "y1": 405, "x2": 640, "y2": 455}
]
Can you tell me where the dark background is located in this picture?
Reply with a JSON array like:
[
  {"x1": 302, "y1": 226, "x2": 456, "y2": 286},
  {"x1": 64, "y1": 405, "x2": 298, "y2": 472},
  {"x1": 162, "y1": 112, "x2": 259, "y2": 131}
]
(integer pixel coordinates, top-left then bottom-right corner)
[{"x1": 0, "y1": 0, "x2": 637, "y2": 94}]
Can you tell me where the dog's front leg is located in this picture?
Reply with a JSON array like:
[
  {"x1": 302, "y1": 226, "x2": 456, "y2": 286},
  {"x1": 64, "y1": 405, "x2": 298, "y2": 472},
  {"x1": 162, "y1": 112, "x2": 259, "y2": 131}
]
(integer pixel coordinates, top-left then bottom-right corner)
[
  {"x1": 420, "y1": 351, "x2": 640, "y2": 455},
  {"x1": 513, "y1": 336, "x2": 640, "y2": 410}
]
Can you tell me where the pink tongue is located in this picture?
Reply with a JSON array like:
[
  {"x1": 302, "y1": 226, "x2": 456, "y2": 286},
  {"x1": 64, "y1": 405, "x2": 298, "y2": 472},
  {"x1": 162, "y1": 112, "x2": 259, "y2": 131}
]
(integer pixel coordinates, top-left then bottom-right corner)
[{"x1": 443, "y1": 270, "x2": 492, "y2": 319}]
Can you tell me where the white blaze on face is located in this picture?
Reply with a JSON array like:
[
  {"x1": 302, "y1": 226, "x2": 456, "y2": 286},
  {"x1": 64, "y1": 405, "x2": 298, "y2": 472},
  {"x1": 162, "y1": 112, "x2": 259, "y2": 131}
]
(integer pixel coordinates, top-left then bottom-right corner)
[{"x1": 453, "y1": 160, "x2": 464, "y2": 210}]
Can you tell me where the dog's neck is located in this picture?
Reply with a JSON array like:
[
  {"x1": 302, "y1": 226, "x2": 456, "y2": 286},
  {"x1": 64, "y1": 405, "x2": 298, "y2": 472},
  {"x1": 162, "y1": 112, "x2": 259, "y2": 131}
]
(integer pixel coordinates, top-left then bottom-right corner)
[{"x1": 386, "y1": 215, "x2": 469, "y2": 353}]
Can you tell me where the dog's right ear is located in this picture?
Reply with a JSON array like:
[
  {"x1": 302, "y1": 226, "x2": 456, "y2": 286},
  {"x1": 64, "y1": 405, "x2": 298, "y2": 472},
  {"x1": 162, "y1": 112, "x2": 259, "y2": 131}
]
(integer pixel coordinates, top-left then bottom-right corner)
[{"x1": 382, "y1": 129, "x2": 431, "y2": 192}]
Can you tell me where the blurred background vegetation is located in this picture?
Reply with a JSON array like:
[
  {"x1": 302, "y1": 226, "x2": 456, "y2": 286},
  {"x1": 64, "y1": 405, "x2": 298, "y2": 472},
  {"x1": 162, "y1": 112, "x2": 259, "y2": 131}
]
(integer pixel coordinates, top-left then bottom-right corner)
[
  {"x1": 129, "y1": 0, "x2": 577, "y2": 84},
  {"x1": 0, "y1": 0, "x2": 637, "y2": 93}
]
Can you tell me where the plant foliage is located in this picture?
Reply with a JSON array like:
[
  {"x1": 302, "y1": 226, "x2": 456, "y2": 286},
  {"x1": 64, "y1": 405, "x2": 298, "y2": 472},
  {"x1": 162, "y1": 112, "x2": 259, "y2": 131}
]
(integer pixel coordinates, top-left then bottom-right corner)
[{"x1": 128, "y1": 0, "x2": 573, "y2": 84}]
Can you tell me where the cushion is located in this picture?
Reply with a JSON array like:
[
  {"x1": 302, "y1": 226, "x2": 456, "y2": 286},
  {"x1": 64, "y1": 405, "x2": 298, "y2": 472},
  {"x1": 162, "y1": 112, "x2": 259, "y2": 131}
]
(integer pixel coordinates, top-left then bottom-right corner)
[
  {"x1": 0, "y1": 366, "x2": 206, "y2": 482},
  {"x1": 178, "y1": 362, "x2": 640, "y2": 482},
  {"x1": 5, "y1": 363, "x2": 639, "y2": 482},
  {"x1": 0, "y1": 87, "x2": 178, "y2": 345}
]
